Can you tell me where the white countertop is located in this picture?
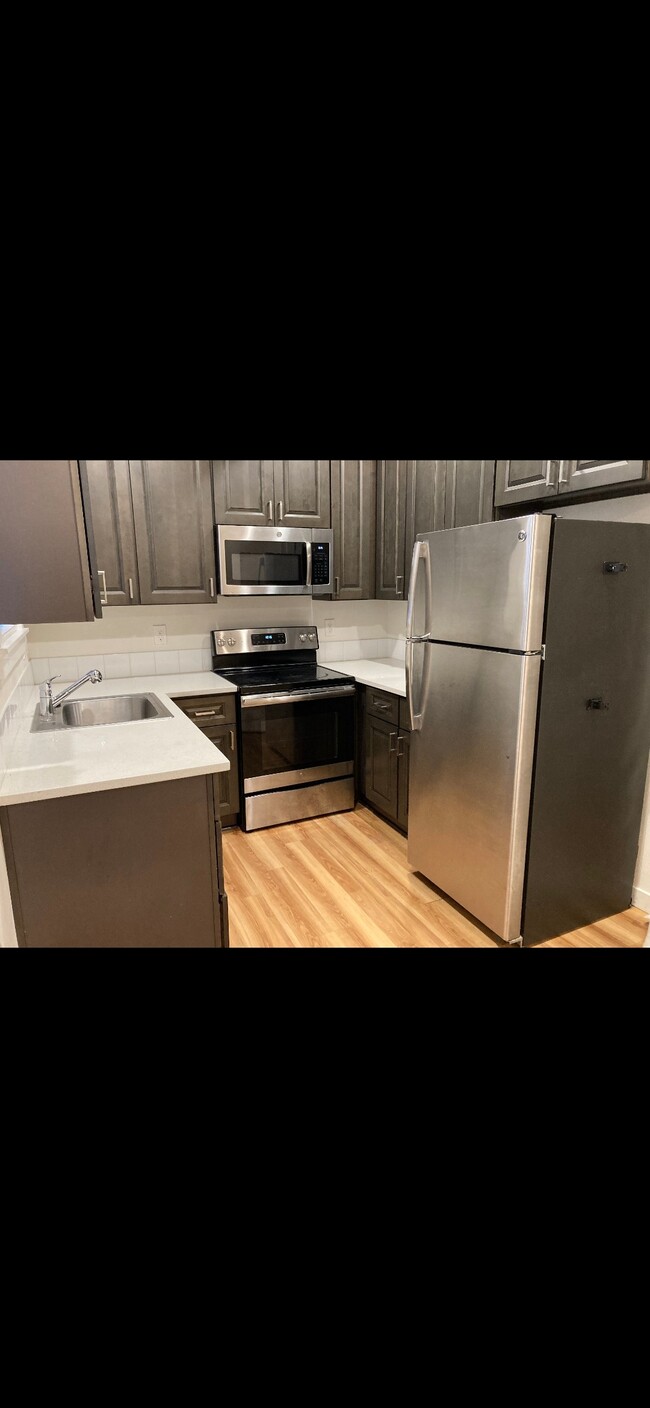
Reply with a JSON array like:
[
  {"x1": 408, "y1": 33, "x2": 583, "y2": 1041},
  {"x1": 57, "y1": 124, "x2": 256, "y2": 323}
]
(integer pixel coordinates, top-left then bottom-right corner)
[
  {"x1": 328, "y1": 658, "x2": 407, "y2": 697},
  {"x1": 0, "y1": 671, "x2": 237, "y2": 807}
]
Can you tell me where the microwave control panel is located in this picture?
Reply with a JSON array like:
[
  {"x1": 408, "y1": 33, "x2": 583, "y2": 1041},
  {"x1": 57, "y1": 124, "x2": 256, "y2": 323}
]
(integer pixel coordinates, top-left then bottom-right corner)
[{"x1": 312, "y1": 541, "x2": 331, "y2": 587}]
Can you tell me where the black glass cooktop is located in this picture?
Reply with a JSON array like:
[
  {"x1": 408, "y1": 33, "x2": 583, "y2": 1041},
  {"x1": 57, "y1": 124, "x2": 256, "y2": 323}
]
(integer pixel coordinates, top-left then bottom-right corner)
[{"x1": 216, "y1": 664, "x2": 353, "y2": 695}]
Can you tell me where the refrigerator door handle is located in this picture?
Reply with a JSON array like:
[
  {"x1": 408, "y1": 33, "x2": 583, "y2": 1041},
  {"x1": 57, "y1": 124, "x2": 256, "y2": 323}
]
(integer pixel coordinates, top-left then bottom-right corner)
[
  {"x1": 406, "y1": 539, "x2": 432, "y2": 731},
  {"x1": 406, "y1": 539, "x2": 432, "y2": 640},
  {"x1": 406, "y1": 639, "x2": 424, "y2": 731}
]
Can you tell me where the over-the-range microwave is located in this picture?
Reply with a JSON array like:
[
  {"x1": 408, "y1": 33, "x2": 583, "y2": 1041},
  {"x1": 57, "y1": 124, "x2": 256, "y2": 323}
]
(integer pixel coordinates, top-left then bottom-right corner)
[{"x1": 216, "y1": 525, "x2": 333, "y2": 597}]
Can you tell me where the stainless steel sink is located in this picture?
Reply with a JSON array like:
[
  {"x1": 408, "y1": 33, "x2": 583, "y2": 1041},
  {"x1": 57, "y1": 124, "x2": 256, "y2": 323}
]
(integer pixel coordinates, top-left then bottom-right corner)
[{"x1": 32, "y1": 693, "x2": 173, "y2": 732}]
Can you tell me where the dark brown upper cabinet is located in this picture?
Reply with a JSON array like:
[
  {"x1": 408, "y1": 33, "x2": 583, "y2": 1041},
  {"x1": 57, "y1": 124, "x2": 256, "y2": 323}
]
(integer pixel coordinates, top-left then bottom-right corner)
[
  {"x1": 273, "y1": 460, "x2": 331, "y2": 528},
  {"x1": 559, "y1": 459, "x2": 647, "y2": 494},
  {"x1": 382, "y1": 461, "x2": 496, "y2": 601},
  {"x1": 443, "y1": 460, "x2": 495, "y2": 530},
  {"x1": 404, "y1": 460, "x2": 446, "y2": 581},
  {"x1": 376, "y1": 460, "x2": 409, "y2": 600},
  {"x1": 84, "y1": 459, "x2": 140, "y2": 606},
  {"x1": 331, "y1": 460, "x2": 376, "y2": 600},
  {"x1": 213, "y1": 460, "x2": 276, "y2": 526},
  {"x1": 130, "y1": 460, "x2": 217, "y2": 606},
  {"x1": 0, "y1": 460, "x2": 101, "y2": 624},
  {"x1": 495, "y1": 458, "x2": 648, "y2": 508},
  {"x1": 494, "y1": 460, "x2": 560, "y2": 508},
  {"x1": 213, "y1": 459, "x2": 331, "y2": 529}
]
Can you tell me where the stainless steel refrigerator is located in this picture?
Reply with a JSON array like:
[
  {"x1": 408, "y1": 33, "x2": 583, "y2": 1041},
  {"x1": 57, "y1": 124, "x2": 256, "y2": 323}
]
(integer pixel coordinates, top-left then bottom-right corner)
[{"x1": 406, "y1": 514, "x2": 650, "y2": 946}]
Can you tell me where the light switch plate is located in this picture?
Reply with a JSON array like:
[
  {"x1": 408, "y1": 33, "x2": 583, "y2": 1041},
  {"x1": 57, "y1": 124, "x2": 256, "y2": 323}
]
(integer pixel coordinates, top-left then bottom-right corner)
[
  {"x1": 153, "y1": 625, "x2": 167, "y2": 647},
  {"x1": 324, "y1": 619, "x2": 334, "y2": 639}
]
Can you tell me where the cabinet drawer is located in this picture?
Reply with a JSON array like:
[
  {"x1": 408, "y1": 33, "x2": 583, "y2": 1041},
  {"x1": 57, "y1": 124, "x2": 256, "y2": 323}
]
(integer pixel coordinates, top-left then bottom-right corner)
[
  {"x1": 364, "y1": 686, "x2": 400, "y2": 726},
  {"x1": 174, "y1": 694, "x2": 237, "y2": 725}
]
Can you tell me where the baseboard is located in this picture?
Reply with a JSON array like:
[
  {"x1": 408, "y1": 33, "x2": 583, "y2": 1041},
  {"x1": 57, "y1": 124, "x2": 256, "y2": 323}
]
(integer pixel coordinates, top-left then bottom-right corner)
[{"x1": 632, "y1": 883, "x2": 650, "y2": 911}]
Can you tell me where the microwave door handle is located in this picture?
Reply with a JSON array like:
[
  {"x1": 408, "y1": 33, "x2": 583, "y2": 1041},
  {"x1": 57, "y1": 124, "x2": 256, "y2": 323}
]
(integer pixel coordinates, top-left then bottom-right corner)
[{"x1": 305, "y1": 540, "x2": 313, "y2": 589}]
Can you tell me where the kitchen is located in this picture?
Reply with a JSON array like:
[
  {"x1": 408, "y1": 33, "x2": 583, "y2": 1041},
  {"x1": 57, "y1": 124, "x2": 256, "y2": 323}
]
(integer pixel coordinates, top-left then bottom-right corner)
[{"x1": 1, "y1": 459, "x2": 649, "y2": 949}]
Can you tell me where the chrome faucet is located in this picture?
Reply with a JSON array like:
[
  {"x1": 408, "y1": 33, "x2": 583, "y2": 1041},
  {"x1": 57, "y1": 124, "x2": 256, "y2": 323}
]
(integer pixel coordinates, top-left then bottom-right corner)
[{"x1": 39, "y1": 669, "x2": 103, "y2": 719}]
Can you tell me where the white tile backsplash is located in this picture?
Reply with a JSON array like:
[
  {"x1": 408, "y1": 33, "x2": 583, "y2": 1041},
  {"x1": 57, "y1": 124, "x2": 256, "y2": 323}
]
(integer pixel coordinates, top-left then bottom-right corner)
[
  {"x1": 52, "y1": 657, "x2": 79, "y2": 683},
  {"x1": 103, "y1": 653, "x2": 131, "y2": 679},
  {"x1": 156, "y1": 651, "x2": 180, "y2": 676},
  {"x1": 27, "y1": 603, "x2": 408, "y2": 681},
  {"x1": 179, "y1": 649, "x2": 203, "y2": 674},
  {"x1": 130, "y1": 652, "x2": 156, "y2": 677},
  {"x1": 31, "y1": 658, "x2": 52, "y2": 684},
  {"x1": 319, "y1": 637, "x2": 402, "y2": 664}
]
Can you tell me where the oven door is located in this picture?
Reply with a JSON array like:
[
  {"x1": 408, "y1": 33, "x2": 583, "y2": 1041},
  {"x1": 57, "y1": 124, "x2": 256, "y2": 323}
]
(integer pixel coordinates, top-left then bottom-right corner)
[
  {"x1": 240, "y1": 688, "x2": 356, "y2": 793},
  {"x1": 217, "y1": 525, "x2": 311, "y2": 596}
]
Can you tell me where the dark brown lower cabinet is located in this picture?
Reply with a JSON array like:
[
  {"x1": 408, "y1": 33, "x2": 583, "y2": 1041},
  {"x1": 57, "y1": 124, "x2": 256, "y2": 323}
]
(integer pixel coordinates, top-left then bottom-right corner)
[
  {"x1": 360, "y1": 688, "x2": 411, "y2": 833},
  {"x1": 396, "y1": 728, "x2": 410, "y2": 832},
  {"x1": 172, "y1": 694, "x2": 240, "y2": 828},
  {"x1": 0, "y1": 775, "x2": 229, "y2": 948}
]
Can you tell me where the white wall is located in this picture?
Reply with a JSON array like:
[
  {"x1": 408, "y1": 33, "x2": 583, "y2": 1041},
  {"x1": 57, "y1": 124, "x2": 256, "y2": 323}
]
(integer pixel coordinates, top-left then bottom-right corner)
[{"x1": 556, "y1": 495, "x2": 650, "y2": 910}]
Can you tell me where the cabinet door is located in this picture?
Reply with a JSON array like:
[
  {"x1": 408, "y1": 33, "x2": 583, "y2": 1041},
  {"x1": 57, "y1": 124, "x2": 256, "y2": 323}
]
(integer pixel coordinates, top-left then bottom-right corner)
[
  {"x1": 405, "y1": 460, "x2": 446, "y2": 573},
  {"x1": 561, "y1": 459, "x2": 647, "y2": 494},
  {"x1": 444, "y1": 460, "x2": 496, "y2": 529},
  {"x1": 206, "y1": 723, "x2": 240, "y2": 826},
  {"x1": 273, "y1": 460, "x2": 331, "y2": 528},
  {"x1": 84, "y1": 460, "x2": 140, "y2": 605},
  {"x1": 0, "y1": 776, "x2": 223, "y2": 948},
  {"x1": 0, "y1": 460, "x2": 98, "y2": 624},
  {"x1": 130, "y1": 460, "x2": 217, "y2": 606},
  {"x1": 364, "y1": 713, "x2": 399, "y2": 823},
  {"x1": 494, "y1": 460, "x2": 560, "y2": 507},
  {"x1": 331, "y1": 459, "x2": 376, "y2": 600},
  {"x1": 397, "y1": 729, "x2": 410, "y2": 834},
  {"x1": 213, "y1": 460, "x2": 275, "y2": 526},
  {"x1": 376, "y1": 459, "x2": 409, "y2": 600}
]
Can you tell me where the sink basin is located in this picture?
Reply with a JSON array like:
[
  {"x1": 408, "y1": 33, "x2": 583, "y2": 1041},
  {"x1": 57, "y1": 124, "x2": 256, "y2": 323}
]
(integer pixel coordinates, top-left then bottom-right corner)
[{"x1": 32, "y1": 693, "x2": 173, "y2": 732}]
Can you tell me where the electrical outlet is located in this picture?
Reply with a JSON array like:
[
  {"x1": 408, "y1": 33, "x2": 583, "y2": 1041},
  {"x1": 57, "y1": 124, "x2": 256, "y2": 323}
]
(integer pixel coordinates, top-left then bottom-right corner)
[
  {"x1": 324, "y1": 619, "x2": 334, "y2": 640},
  {"x1": 153, "y1": 625, "x2": 167, "y2": 647}
]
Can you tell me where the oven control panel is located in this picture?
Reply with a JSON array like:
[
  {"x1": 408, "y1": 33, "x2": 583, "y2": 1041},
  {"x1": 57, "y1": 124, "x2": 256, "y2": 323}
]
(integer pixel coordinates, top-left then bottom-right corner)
[
  {"x1": 251, "y1": 632, "x2": 287, "y2": 647},
  {"x1": 213, "y1": 627, "x2": 320, "y2": 656}
]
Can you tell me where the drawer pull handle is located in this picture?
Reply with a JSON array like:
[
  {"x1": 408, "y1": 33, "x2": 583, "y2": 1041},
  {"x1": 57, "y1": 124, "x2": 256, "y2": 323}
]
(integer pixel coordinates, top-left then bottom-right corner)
[
  {"x1": 193, "y1": 709, "x2": 223, "y2": 718},
  {"x1": 229, "y1": 729, "x2": 235, "y2": 752}
]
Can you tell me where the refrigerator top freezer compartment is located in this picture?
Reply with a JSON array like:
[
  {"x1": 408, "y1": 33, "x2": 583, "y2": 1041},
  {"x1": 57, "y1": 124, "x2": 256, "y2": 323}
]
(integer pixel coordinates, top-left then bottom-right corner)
[{"x1": 417, "y1": 513, "x2": 552, "y2": 653}]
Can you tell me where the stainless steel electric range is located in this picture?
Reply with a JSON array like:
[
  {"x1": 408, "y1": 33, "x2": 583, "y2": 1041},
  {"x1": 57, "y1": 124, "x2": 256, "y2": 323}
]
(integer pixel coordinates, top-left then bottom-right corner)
[{"x1": 212, "y1": 627, "x2": 356, "y2": 832}]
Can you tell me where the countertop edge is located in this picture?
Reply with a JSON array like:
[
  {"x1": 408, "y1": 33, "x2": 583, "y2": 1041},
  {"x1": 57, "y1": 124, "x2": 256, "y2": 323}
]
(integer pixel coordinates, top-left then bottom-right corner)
[{"x1": 327, "y1": 659, "x2": 407, "y2": 698}]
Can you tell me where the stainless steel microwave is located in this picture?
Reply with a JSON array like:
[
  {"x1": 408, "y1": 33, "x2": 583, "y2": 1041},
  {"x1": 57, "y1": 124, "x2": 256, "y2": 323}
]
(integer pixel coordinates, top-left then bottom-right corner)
[{"x1": 216, "y1": 525, "x2": 333, "y2": 597}]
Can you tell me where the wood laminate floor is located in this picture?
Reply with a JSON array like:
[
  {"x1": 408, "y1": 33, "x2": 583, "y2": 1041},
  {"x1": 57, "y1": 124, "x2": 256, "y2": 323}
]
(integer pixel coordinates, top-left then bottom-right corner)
[{"x1": 222, "y1": 805, "x2": 648, "y2": 949}]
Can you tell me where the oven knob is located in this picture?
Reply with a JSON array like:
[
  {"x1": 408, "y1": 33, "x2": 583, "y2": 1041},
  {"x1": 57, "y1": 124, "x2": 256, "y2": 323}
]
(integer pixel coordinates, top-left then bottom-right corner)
[
  {"x1": 216, "y1": 638, "x2": 225, "y2": 647},
  {"x1": 308, "y1": 632, "x2": 316, "y2": 642},
  {"x1": 227, "y1": 637, "x2": 236, "y2": 647},
  {"x1": 299, "y1": 633, "x2": 308, "y2": 642}
]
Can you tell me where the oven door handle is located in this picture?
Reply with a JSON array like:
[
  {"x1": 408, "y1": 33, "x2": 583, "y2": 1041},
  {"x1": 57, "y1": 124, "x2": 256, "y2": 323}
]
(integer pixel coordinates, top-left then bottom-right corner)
[{"x1": 241, "y1": 686, "x2": 356, "y2": 709}]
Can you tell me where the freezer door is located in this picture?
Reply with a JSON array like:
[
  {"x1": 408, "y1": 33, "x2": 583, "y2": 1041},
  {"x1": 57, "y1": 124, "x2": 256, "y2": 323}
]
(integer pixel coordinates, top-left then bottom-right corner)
[
  {"x1": 408, "y1": 644, "x2": 542, "y2": 941},
  {"x1": 422, "y1": 514, "x2": 552, "y2": 651}
]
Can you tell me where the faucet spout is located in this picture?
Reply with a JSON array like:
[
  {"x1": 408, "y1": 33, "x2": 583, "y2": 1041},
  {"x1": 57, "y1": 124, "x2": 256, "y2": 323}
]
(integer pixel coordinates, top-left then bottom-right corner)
[{"x1": 40, "y1": 669, "x2": 103, "y2": 718}]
